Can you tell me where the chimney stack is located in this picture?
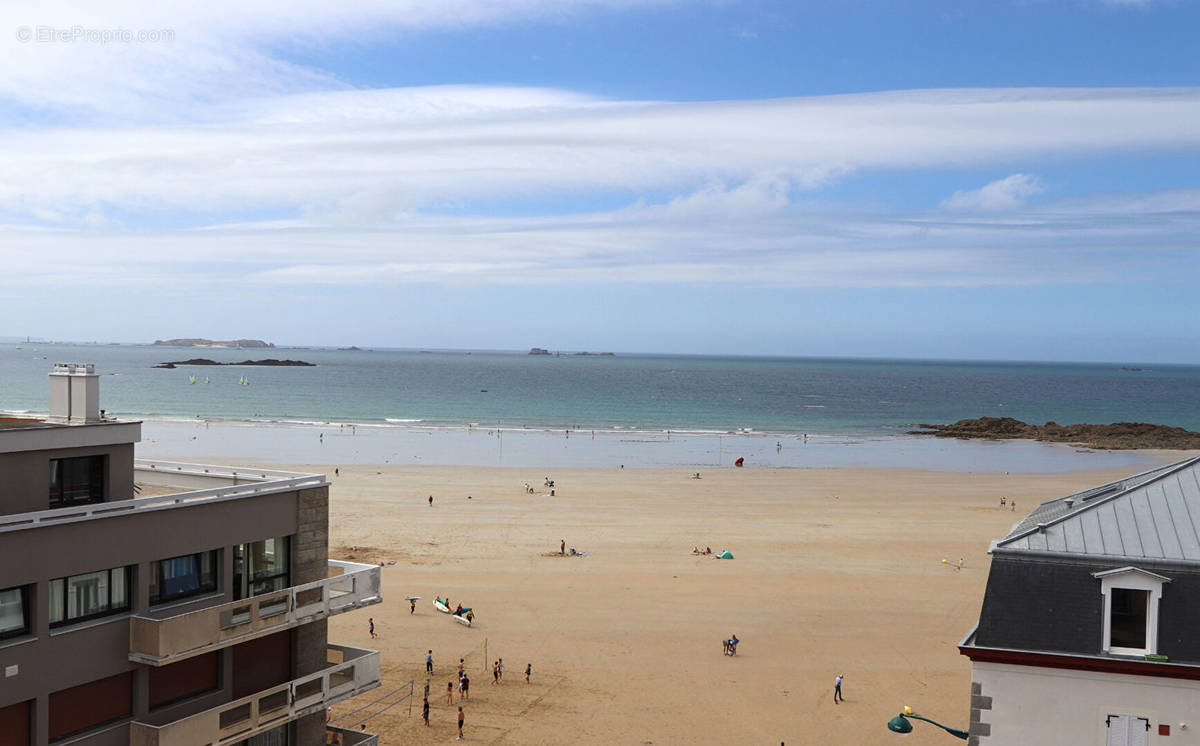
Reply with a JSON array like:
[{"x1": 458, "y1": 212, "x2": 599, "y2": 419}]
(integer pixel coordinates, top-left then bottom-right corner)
[{"x1": 48, "y1": 363, "x2": 101, "y2": 424}]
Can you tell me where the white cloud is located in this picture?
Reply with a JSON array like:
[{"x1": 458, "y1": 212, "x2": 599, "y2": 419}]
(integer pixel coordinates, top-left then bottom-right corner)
[
  {"x1": 941, "y1": 173, "x2": 1044, "y2": 211},
  {"x1": 0, "y1": 0, "x2": 681, "y2": 119},
  {"x1": 0, "y1": 86, "x2": 1198, "y2": 227},
  {"x1": 2, "y1": 184, "x2": 1197, "y2": 291}
]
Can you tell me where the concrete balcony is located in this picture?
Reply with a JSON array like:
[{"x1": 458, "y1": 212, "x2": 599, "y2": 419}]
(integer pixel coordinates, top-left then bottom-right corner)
[
  {"x1": 326, "y1": 725, "x2": 380, "y2": 746},
  {"x1": 129, "y1": 561, "x2": 381, "y2": 665},
  {"x1": 130, "y1": 644, "x2": 380, "y2": 746}
]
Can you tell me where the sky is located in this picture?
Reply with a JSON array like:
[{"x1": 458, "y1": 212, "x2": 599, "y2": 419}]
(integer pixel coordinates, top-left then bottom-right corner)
[{"x1": 0, "y1": 0, "x2": 1198, "y2": 362}]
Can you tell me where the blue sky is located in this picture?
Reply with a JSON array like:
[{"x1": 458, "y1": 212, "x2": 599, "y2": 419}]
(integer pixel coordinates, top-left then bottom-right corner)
[{"x1": 0, "y1": 0, "x2": 1198, "y2": 362}]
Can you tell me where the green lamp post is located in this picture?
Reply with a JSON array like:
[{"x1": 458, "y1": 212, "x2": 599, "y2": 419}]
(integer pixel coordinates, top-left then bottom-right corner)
[{"x1": 887, "y1": 709, "x2": 969, "y2": 740}]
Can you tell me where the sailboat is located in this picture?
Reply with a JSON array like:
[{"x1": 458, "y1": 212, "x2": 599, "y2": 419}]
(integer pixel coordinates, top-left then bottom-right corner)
[
  {"x1": 238, "y1": 375, "x2": 249, "y2": 386},
  {"x1": 204, "y1": 376, "x2": 210, "y2": 384},
  {"x1": 188, "y1": 375, "x2": 197, "y2": 385}
]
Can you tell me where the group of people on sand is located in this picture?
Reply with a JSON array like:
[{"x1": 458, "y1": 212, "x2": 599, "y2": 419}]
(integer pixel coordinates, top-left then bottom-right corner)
[
  {"x1": 434, "y1": 596, "x2": 475, "y2": 622},
  {"x1": 421, "y1": 653, "x2": 533, "y2": 739},
  {"x1": 692, "y1": 546, "x2": 714, "y2": 555}
]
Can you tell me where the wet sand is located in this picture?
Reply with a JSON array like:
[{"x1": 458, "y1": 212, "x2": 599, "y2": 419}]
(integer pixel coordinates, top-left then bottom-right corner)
[{"x1": 316, "y1": 463, "x2": 1165, "y2": 744}]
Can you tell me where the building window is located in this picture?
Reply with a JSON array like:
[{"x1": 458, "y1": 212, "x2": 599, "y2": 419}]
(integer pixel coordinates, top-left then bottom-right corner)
[
  {"x1": 1106, "y1": 714, "x2": 1150, "y2": 746},
  {"x1": 48, "y1": 671, "x2": 132, "y2": 742},
  {"x1": 49, "y1": 567, "x2": 130, "y2": 628},
  {"x1": 233, "y1": 536, "x2": 291, "y2": 601},
  {"x1": 0, "y1": 585, "x2": 31, "y2": 640},
  {"x1": 0, "y1": 700, "x2": 32, "y2": 746},
  {"x1": 1110, "y1": 588, "x2": 1149, "y2": 649},
  {"x1": 48, "y1": 455, "x2": 106, "y2": 508},
  {"x1": 150, "y1": 550, "x2": 218, "y2": 605},
  {"x1": 149, "y1": 651, "x2": 220, "y2": 710},
  {"x1": 1095, "y1": 567, "x2": 1170, "y2": 657}
]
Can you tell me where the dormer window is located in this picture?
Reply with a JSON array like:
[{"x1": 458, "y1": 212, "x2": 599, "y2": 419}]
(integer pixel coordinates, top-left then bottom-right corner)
[{"x1": 1093, "y1": 567, "x2": 1170, "y2": 657}]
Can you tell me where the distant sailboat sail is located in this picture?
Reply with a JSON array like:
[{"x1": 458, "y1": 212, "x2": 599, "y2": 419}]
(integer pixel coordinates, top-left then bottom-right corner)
[
  {"x1": 204, "y1": 376, "x2": 210, "y2": 384},
  {"x1": 188, "y1": 375, "x2": 196, "y2": 384}
]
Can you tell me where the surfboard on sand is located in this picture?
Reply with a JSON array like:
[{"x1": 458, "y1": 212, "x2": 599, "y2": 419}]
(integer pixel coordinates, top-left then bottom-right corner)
[
  {"x1": 433, "y1": 599, "x2": 450, "y2": 613},
  {"x1": 406, "y1": 596, "x2": 421, "y2": 601},
  {"x1": 452, "y1": 613, "x2": 472, "y2": 627}
]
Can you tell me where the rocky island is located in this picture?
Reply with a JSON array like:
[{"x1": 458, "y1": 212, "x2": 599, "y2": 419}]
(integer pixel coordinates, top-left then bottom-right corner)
[
  {"x1": 154, "y1": 358, "x2": 314, "y2": 368},
  {"x1": 909, "y1": 417, "x2": 1200, "y2": 450}
]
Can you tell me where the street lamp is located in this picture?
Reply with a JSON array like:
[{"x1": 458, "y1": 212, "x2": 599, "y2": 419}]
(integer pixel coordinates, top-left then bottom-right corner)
[{"x1": 887, "y1": 707, "x2": 969, "y2": 740}]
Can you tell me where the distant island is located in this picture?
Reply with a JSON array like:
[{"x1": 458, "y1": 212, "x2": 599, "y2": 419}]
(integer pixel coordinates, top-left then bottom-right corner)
[
  {"x1": 153, "y1": 338, "x2": 275, "y2": 348},
  {"x1": 154, "y1": 358, "x2": 314, "y2": 368},
  {"x1": 909, "y1": 417, "x2": 1200, "y2": 450},
  {"x1": 529, "y1": 348, "x2": 614, "y2": 356}
]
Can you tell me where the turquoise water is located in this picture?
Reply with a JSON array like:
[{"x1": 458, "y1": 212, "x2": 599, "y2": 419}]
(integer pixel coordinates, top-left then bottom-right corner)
[{"x1": 1, "y1": 343, "x2": 1198, "y2": 435}]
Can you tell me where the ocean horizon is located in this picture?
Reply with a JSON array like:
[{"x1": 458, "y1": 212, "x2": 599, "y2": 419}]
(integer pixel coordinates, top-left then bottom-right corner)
[
  {"x1": 3, "y1": 342, "x2": 1199, "y2": 437},
  {"x1": 1, "y1": 341, "x2": 1194, "y2": 472}
]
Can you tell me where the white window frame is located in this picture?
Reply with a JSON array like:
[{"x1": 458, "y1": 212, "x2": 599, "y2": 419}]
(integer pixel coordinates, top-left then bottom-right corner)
[{"x1": 1093, "y1": 567, "x2": 1170, "y2": 657}]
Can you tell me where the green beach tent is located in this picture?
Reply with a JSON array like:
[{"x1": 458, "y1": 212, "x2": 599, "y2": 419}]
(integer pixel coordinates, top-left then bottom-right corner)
[{"x1": 718, "y1": 550, "x2": 733, "y2": 559}]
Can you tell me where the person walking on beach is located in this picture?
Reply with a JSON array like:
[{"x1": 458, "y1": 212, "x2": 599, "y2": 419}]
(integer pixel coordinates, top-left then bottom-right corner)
[
  {"x1": 457, "y1": 658, "x2": 465, "y2": 678},
  {"x1": 492, "y1": 660, "x2": 499, "y2": 685},
  {"x1": 525, "y1": 663, "x2": 532, "y2": 683},
  {"x1": 410, "y1": 598, "x2": 416, "y2": 614},
  {"x1": 458, "y1": 674, "x2": 465, "y2": 701},
  {"x1": 446, "y1": 681, "x2": 454, "y2": 705},
  {"x1": 426, "y1": 650, "x2": 433, "y2": 674},
  {"x1": 561, "y1": 539, "x2": 565, "y2": 555},
  {"x1": 462, "y1": 673, "x2": 469, "y2": 700},
  {"x1": 422, "y1": 696, "x2": 430, "y2": 727},
  {"x1": 498, "y1": 658, "x2": 504, "y2": 682},
  {"x1": 834, "y1": 674, "x2": 844, "y2": 704},
  {"x1": 428, "y1": 495, "x2": 433, "y2": 507},
  {"x1": 368, "y1": 618, "x2": 376, "y2": 638},
  {"x1": 456, "y1": 706, "x2": 465, "y2": 740}
]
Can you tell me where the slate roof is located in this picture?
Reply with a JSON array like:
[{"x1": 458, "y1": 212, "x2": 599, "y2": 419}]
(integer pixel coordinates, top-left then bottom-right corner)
[{"x1": 996, "y1": 456, "x2": 1200, "y2": 561}]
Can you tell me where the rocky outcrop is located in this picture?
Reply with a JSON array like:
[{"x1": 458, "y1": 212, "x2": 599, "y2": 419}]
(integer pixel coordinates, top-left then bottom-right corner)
[
  {"x1": 155, "y1": 358, "x2": 314, "y2": 368},
  {"x1": 909, "y1": 417, "x2": 1200, "y2": 450}
]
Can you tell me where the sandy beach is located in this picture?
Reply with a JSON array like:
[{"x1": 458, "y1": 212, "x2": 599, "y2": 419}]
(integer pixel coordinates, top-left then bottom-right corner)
[{"x1": 310, "y1": 461, "x2": 1187, "y2": 744}]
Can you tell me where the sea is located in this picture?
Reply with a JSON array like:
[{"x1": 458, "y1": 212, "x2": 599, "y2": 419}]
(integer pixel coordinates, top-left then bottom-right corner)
[{"x1": 2, "y1": 343, "x2": 1196, "y2": 472}]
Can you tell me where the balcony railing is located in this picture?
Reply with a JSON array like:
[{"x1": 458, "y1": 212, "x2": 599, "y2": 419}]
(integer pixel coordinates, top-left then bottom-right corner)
[
  {"x1": 0, "y1": 459, "x2": 325, "y2": 534},
  {"x1": 130, "y1": 561, "x2": 381, "y2": 665},
  {"x1": 326, "y1": 725, "x2": 380, "y2": 746},
  {"x1": 130, "y1": 644, "x2": 380, "y2": 746}
]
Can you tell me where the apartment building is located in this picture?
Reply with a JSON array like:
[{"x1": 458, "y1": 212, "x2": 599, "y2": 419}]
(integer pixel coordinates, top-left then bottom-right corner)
[
  {"x1": 0, "y1": 363, "x2": 382, "y2": 746},
  {"x1": 961, "y1": 455, "x2": 1200, "y2": 746}
]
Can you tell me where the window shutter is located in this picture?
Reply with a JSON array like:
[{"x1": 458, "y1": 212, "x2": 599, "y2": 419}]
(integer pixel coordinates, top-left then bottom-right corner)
[
  {"x1": 1106, "y1": 715, "x2": 1129, "y2": 746},
  {"x1": 1130, "y1": 718, "x2": 1149, "y2": 746}
]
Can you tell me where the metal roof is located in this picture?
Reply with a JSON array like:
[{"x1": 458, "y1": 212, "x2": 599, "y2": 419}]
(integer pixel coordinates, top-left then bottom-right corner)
[{"x1": 996, "y1": 456, "x2": 1200, "y2": 561}]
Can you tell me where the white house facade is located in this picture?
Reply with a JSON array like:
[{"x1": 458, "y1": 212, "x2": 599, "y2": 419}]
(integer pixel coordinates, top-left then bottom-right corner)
[{"x1": 960, "y1": 456, "x2": 1200, "y2": 746}]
